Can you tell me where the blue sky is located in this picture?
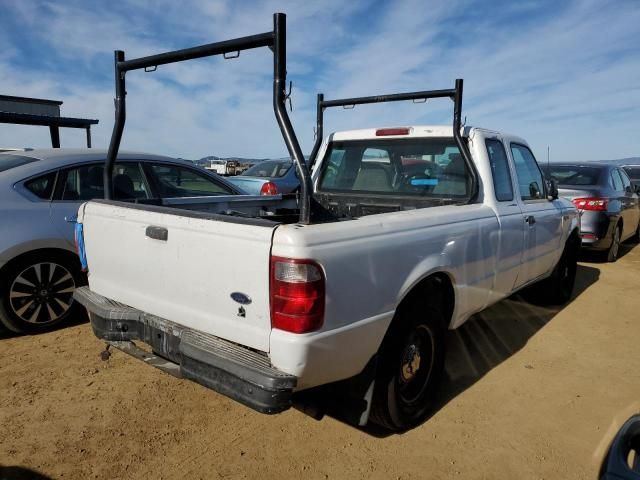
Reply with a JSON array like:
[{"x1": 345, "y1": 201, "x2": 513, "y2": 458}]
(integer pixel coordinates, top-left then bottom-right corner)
[{"x1": 0, "y1": 0, "x2": 638, "y2": 161}]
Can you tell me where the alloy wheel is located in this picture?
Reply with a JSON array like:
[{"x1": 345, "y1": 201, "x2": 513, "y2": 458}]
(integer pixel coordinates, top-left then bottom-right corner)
[{"x1": 9, "y1": 262, "x2": 76, "y2": 325}]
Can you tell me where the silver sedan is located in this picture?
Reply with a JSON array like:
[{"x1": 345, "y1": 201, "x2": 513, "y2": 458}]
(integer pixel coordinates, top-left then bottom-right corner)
[{"x1": 0, "y1": 149, "x2": 243, "y2": 333}]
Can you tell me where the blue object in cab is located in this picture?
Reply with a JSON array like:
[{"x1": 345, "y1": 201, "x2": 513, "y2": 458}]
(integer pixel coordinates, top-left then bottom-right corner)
[{"x1": 410, "y1": 179, "x2": 439, "y2": 186}]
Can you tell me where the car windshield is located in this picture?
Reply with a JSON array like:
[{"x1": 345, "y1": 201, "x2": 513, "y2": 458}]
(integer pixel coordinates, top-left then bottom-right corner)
[
  {"x1": 623, "y1": 166, "x2": 640, "y2": 180},
  {"x1": 545, "y1": 165, "x2": 603, "y2": 186},
  {"x1": 0, "y1": 154, "x2": 38, "y2": 173},
  {"x1": 317, "y1": 138, "x2": 471, "y2": 198},
  {"x1": 242, "y1": 160, "x2": 292, "y2": 178}
]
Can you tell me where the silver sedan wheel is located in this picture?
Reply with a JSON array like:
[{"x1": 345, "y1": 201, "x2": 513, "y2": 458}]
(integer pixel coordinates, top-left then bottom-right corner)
[{"x1": 9, "y1": 262, "x2": 76, "y2": 325}]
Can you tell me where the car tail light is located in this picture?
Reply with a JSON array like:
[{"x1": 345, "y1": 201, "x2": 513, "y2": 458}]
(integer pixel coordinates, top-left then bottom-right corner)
[
  {"x1": 270, "y1": 256, "x2": 325, "y2": 333},
  {"x1": 572, "y1": 197, "x2": 608, "y2": 211},
  {"x1": 376, "y1": 127, "x2": 410, "y2": 136},
  {"x1": 260, "y1": 181, "x2": 279, "y2": 195}
]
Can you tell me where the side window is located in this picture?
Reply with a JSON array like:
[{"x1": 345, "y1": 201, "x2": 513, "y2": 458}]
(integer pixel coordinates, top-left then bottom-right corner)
[
  {"x1": 486, "y1": 139, "x2": 513, "y2": 202},
  {"x1": 610, "y1": 169, "x2": 624, "y2": 192},
  {"x1": 148, "y1": 164, "x2": 232, "y2": 197},
  {"x1": 24, "y1": 172, "x2": 57, "y2": 200},
  {"x1": 619, "y1": 169, "x2": 632, "y2": 190},
  {"x1": 59, "y1": 163, "x2": 149, "y2": 201},
  {"x1": 510, "y1": 144, "x2": 545, "y2": 201},
  {"x1": 113, "y1": 163, "x2": 149, "y2": 200}
]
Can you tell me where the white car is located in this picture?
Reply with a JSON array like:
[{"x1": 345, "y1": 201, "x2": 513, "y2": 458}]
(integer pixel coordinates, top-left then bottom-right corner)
[{"x1": 0, "y1": 149, "x2": 244, "y2": 333}]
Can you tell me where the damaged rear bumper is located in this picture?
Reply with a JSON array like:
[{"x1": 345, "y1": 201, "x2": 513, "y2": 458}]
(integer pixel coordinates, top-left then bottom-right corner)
[{"x1": 73, "y1": 286, "x2": 296, "y2": 414}]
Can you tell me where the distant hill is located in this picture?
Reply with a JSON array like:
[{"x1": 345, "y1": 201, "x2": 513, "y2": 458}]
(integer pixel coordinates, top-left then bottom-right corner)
[{"x1": 551, "y1": 157, "x2": 640, "y2": 165}]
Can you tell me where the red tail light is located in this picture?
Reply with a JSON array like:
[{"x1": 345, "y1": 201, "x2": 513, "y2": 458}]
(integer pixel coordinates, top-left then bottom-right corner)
[
  {"x1": 270, "y1": 256, "x2": 325, "y2": 333},
  {"x1": 572, "y1": 197, "x2": 608, "y2": 211},
  {"x1": 376, "y1": 127, "x2": 410, "y2": 136},
  {"x1": 260, "y1": 181, "x2": 278, "y2": 195}
]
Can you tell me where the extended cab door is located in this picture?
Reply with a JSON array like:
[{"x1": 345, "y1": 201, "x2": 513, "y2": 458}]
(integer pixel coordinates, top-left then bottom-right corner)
[
  {"x1": 509, "y1": 143, "x2": 563, "y2": 285},
  {"x1": 484, "y1": 137, "x2": 525, "y2": 298}
]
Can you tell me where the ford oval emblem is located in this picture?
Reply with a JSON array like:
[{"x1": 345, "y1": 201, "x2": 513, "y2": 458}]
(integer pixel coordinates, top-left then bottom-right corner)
[{"x1": 230, "y1": 292, "x2": 252, "y2": 305}]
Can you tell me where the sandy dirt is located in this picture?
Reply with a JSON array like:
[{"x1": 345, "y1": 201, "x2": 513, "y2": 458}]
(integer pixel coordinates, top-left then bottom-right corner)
[{"x1": 1, "y1": 243, "x2": 639, "y2": 480}]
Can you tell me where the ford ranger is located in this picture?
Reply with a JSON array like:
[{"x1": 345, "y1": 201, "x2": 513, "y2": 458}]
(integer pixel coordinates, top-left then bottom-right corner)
[{"x1": 73, "y1": 13, "x2": 580, "y2": 431}]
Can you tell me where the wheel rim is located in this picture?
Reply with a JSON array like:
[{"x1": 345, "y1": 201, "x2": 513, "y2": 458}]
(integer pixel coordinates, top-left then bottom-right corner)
[
  {"x1": 397, "y1": 325, "x2": 435, "y2": 406},
  {"x1": 9, "y1": 262, "x2": 76, "y2": 325}
]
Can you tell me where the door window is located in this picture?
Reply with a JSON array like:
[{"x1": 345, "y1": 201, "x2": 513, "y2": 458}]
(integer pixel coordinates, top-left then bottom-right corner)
[
  {"x1": 148, "y1": 164, "x2": 233, "y2": 197},
  {"x1": 486, "y1": 139, "x2": 513, "y2": 201},
  {"x1": 58, "y1": 163, "x2": 149, "y2": 201},
  {"x1": 618, "y1": 169, "x2": 632, "y2": 191},
  {"x1": 610, "y1": 169, "x2": 624, "y2": 192},
  {"x1": 24, "y1": 172, "x2": 57, "y2": 200},
  {"x1": 510, "y1": 144, "x2": 545, "y2": 201}
]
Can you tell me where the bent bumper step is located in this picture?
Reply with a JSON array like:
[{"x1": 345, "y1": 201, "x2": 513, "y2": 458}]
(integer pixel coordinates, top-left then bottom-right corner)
[{"x1": 74, "y1": 286, "x2": 296, "y2": 414}]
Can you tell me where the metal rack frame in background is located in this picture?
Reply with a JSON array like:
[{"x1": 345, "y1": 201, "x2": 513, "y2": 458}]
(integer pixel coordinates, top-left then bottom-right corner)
[
  {"x1": 103, "y1": 12, "x2": 313, "y2": 223},
  {"x1": 308, "y1": 79, "x2": 478, "y2": 202},
  {"x1": 0, "y1": 95, "x2": 98, "y2": 148}
]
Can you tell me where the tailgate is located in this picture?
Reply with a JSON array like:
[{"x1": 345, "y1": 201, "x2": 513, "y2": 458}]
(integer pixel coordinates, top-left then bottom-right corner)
[{"x1": 80, "y1": 201, "x2": 276, "y2": 352}]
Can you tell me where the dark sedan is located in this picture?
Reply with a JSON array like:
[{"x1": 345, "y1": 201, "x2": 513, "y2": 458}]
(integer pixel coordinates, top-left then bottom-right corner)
[{"x1": 545, "y1": 163, "x2": 640, "y2": 261}]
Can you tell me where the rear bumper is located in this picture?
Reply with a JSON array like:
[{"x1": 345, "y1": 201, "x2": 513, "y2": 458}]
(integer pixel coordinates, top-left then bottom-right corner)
[
  {"x1": 579, "y1": 211, "x2": 616, "y2": 250},
  {"x1": 73, "y1": 286, "x2": 296, "y2": 414}
]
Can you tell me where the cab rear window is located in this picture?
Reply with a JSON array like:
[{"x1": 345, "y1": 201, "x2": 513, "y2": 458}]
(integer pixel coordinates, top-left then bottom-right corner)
[
  {"x1": 318, "y1": 138, "x2": 471, "y2": 199},
  {"x1": 0, "y1": 154, "x2": 38, "y2": 172}
]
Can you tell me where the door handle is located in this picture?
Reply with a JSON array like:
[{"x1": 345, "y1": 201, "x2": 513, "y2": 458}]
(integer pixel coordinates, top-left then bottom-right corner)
[
  {"x1": 146, "y1": 226, "x2": 168, "y2": 241},
  {"x1": 525, "y1": 215, "x2": 536, "y2": 226},
  {"x1": 65, "y1": 215, "x2": 78, "y2": 223}
]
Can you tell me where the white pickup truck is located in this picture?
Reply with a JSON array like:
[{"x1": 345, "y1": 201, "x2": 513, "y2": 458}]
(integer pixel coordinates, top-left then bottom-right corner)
[{"x1": 74, "y1": 16, "x2": 580, "y2": 431}]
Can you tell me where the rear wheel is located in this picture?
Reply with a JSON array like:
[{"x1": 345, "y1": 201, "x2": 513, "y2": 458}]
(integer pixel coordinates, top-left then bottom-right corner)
[
  {"x1": 606, "y1": 224, "x2": 622, "y2": 262},
  {"x1": 543, "y1": 236, "x2": 578, "y2": 304},
  {"x1": 632, "y1": 221, "x2": 640, "y2": 243},
  {"x1": 370, "y1": 298, "x2": 446, "y2": 431},
  {"x1": 0, "y1": 253, "x2": 84, "y2": 334}
]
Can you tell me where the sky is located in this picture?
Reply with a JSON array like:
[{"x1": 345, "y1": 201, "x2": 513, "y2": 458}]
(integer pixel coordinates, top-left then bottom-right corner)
[{"x1": 0, "y1": 0, "x2": 638, "y2": 161}]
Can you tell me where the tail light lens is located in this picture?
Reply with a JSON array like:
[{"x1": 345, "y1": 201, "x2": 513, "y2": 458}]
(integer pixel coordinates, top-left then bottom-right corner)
[
  {"x1": 270, "y1": 256, "x2": 325, "y2": 333},
  {"x1": 572, "y1": 197, "x2": 608, "y2": 211},
  {"x1": 260, "y1": 181, "x2": 278, "y2": 195},
  {"x1": 376, "y1": 127, "x2": 410, "y2": 136}
]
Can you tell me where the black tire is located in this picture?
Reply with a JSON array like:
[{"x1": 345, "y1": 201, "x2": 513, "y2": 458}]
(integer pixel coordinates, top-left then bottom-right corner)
[
  {"x1": 543, "y1": 237, "x2": 579, "y2": 305},
  {"x1": 631, "y1": 221, "x2": 640, "y2": 244},
  {"x1": 0, "y1": 252, "x2": 85, "y2": 334},
  {"x1": 606, "y1": 224, "x2": 622, "y2": 262},
  {"x1": 369, "y1": 297, "x2": 446, "y2": 431}
]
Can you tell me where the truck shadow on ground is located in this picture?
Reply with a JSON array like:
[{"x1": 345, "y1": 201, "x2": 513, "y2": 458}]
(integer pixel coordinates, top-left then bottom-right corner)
[
  {"x1": 0, "y1": 465, "x2": 53, "y2": 480},
  {"x1": 355, "y1": 263, "x2": 601, "y2": 437}
]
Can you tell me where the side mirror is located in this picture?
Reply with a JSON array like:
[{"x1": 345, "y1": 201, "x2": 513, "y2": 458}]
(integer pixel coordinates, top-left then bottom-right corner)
[{"x1": 546, "y1": 178, "x2": 559, "y2": 200}]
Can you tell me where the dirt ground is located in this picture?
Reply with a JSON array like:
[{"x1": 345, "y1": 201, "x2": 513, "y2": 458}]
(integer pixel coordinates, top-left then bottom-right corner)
[{"x1": 1, "y1": 244, "x2": 639, "y2": 480}]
